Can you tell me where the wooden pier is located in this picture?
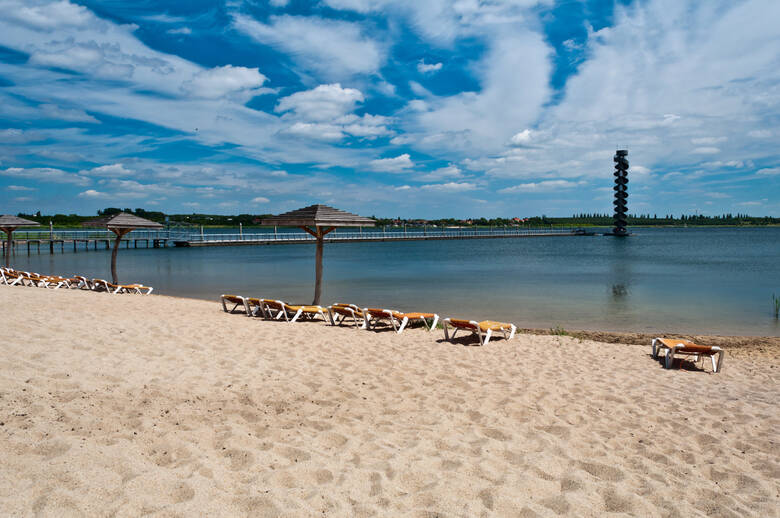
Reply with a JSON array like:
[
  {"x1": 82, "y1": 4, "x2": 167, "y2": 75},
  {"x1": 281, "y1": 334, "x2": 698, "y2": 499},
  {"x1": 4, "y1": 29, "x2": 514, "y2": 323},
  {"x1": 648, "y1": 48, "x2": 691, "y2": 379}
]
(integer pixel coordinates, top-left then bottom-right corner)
[
  {"x1": 174, "y1": 228, "x2": 587, "y2": 247},
  {"x1": 3, "y1": 228, "x2": 589, "y2": 254},
  {"x1": 2, "y1": 230, "x2": 169, "y2": 256}
]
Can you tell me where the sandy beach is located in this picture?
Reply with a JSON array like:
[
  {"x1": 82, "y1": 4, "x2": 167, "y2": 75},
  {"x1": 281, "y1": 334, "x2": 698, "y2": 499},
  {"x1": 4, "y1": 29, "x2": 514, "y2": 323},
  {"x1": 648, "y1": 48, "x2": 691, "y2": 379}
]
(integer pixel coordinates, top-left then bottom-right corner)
[{"x1": 0, "y1": 285, "x2": 778, "y2": 517}]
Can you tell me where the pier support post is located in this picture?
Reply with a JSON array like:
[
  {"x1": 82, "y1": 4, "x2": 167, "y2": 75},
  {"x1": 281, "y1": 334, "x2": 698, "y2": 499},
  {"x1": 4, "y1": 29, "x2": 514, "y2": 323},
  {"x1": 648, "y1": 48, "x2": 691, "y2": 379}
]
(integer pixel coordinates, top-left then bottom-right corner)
[{"x1": 2, "y1": 227, "x2": 13, "y2": 267}]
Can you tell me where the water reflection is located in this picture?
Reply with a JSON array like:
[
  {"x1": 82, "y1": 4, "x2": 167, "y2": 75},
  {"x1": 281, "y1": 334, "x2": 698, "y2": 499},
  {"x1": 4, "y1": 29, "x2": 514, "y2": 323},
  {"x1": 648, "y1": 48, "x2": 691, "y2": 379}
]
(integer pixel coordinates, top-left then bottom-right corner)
[{"x1": 607, "y1": 237, "x2": 632, "y2": 303}]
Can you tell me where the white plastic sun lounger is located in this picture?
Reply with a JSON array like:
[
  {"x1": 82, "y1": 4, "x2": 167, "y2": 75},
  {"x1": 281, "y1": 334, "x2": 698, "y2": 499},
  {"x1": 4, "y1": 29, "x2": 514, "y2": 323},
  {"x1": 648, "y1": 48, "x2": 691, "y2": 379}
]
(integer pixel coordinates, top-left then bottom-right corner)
[
  {"x1": 243, "y1": 297, "x2": 265, "y2": 317},
  {"x1": 327, "y1": 303, "x2": 367, "y2": 328},
  {"x1": 221, "y1": 294, "x2": 249, "y2": 314},
  {"x1": 0, "y1": 268, "x2": 26, "y2": 286},
  {"x1": 442, "y1": 318, "x2": 516, "y2": 345},
  {"x1": 363, "y1": 308, "x2": 440, "y2": 334},
  {"x1": 261, "y1": 299, "x2": 328, "y2": 323},
  {"x1": 652, "y1": 338, "x2": 724, "y2": 373}
]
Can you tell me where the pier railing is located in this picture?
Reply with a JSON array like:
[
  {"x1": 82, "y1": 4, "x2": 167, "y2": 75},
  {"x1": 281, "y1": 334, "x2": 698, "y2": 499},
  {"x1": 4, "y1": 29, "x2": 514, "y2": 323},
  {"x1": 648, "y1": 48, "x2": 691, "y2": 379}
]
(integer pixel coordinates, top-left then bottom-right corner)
[
  {"x1": 12, "y1": 230, "x2": 171, "y2": 241},
  {"x1": 6, "y1": 227, "x2": 583, "y2": 250},
  {"x1": 183, "y1": 227, "x2": 579, "y2": 243}
]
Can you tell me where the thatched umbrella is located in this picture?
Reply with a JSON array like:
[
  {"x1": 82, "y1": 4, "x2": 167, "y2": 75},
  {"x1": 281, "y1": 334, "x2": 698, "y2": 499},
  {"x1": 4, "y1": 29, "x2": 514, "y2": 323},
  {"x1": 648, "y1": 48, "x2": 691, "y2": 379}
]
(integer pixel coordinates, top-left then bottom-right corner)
[
  {"x1": 262, "y1": 204, "x2": 375, "y2": 305},
  {"x1": 83, "y1": 212, "x2": 163, "y2": 284},
  {"x1": 0, "y1": 215, "x2": 40, "y2": 267}
]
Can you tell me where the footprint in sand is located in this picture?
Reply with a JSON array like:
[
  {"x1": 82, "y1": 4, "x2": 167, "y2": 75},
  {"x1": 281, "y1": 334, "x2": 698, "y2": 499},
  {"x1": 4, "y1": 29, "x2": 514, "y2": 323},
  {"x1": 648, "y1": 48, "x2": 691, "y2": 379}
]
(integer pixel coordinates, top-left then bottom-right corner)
[
  {"x1": 440, "y1": 459, "x2": 462, "y2": 470},
  {"x1": 172, "y1": 482, "x2": 195, "y2": 503},
  {"x1": 560, "y1": 477, "x2": 582, "y2": 492},
  {"x1": 232, "y1": 496, "x2": 280, "y2": 516},
  {"x1": 222, "y1": 448, "x2": 255, "y2": 471},
  {"x1": 477, "y1": 488, "x2": 494, "y2": 510},
  {"x1": 540, "y1": 495, "x2": 570, "y2": 515},
  {"x1": 315, "y1": 469, "x2": 333, "y2": 485},
  {"x1": 578, "y1": 461, "x2": 625, "y2": 482},
  {"x1": 32, "y1": 439, "x2": 71, "y2": 460},
  {"x1": 32, "y1": 492, "x2": 81, "y2": 516},
  {"x1": 482, "y1": 427, "x2": 512, "y2": 441},
  {"x1": 369, "y1": 472, "x2": 382, "y2": 496},
  {"x1": 276, "y1": 445, "x2": 311, "y2": 464},
  {"x1": 601, "y1": 486, "x2": 635, "y2": 514}
]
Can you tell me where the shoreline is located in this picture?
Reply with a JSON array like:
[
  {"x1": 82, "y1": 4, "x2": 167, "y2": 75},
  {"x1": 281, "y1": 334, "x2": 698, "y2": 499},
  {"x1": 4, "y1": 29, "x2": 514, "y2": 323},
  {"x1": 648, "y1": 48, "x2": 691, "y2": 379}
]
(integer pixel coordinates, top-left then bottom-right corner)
[{"x1": 165, "y1": 291, "x2": 780, "y2": 342}]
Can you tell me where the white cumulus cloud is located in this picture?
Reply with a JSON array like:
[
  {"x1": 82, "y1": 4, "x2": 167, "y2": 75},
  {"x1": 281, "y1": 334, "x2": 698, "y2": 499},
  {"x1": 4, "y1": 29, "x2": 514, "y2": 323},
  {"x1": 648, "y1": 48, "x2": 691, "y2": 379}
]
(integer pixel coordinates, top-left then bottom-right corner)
[
  {"x1": 417, "y1": 60, "x2": 442, "y2": 73},
  {"x1": 182, "y1": 65, "x2": 268, "y2": 99},
  {"x1": 369, "y1": 153, "x2": 414, "y2": 172},
  {"x1": 276, "y1": 84, "x2": 364, "y2": 121},
  {"x1": 78, "y1": 189, "x2": 107, "y2": 198},
  {"x1": 80, "y1": 163, "x2": 134, "y2": 177},
  {"x1": 3, "y1": 0, "x2": 93, "y2": 31}
]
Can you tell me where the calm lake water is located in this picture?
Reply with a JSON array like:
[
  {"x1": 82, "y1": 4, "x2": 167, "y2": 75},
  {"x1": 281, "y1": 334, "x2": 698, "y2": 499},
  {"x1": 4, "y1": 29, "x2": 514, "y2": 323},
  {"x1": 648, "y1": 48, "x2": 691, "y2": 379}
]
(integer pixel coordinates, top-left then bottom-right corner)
[{"x1": 9, "y1": 227, "x2": 780, "y2": 336}]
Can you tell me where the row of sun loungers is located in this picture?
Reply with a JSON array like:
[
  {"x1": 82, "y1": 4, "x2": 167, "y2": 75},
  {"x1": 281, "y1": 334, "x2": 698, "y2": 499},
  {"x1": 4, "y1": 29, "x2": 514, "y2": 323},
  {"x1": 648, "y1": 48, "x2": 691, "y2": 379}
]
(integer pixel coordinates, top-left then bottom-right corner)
[
  {"x1": 220, "y1": 294, "x2": 725, "y2": 371},
  {"x1": 0, "y1": 268, "x2": 153, "y2": 294},
  {"x1": 220, "y1": 294, "x2": 517, "y2": 345}
]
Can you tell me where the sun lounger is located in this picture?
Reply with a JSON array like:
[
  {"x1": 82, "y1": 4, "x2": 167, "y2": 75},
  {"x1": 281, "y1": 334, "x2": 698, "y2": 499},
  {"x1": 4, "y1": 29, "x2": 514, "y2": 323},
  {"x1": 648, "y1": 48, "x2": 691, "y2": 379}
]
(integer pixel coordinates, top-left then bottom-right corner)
[
  {"x1": 70, "y1": 275, "x2": 91, "y2": 290},
  {"x1": 652, "y1": 338, "x2": 724, "y2": 373},
  {"x1": 92, "y1": 278, "x2": 111, "y2": 292},
  {"x1": 42, "y1": 275, "x2": 74, "y2": 289},
  {"x1": 245, "y1": 297, "x2": 265, "y2": 317},
  {"x1": 21, "y1": 272, "x2": 68, "y2": 289},
  {"x1": 0, "y1": 268, "x2": 26, "y2": 286},
  {"x1": 119, "y1": 284, "x2": 153, "y2": 295},
  {"x1": 261, "y1": 299, "x2": 327, "y2": 323},
  {"x1": 91, "y1": 278, "x2": 150, "y2": 294},
  {"x1": 20, "y1": 272, "x2": 45, "y2": 287},
  {"x1": 221, "y1": 294, "x2": 248, "y2": 314},
  {"x1": 259, "y1": 299, "x2": 284, "y2": 319},
  {"x1": 327, "y1": 303, "x2": 367, "y2": 328},
  {"x1": 363, "y1": 308, "x2": 439, "y2": 333},
  {"x1": 442, "y1": 318, "x2": 516, "y2": 345}
]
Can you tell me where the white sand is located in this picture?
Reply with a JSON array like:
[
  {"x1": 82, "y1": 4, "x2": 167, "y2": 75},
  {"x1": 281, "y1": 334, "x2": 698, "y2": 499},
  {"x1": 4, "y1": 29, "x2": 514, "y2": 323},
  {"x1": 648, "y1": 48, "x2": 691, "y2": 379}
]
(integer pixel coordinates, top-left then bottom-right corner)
[{"x1": 0, "y1": 285, "x2": 778, "y2": 517}]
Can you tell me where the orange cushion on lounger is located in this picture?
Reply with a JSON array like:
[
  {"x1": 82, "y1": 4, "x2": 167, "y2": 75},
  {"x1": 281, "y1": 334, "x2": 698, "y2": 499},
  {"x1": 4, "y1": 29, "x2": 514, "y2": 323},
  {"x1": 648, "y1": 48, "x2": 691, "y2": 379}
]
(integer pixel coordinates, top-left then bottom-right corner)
[
  {"x1": 287, "y1": 305, "x2": 323, "y2": 312},
  {"x1": 656, "y1": 338, "x2": 718, "y2": 355},
  {"x1": 479, "y1": 320, "x2": 513, "y2": 332},
  {"x1": 448, "y1": 319, "x2": 478, "y2": 329},
  {"x1": 402, "y1": 312, "x2": 436, "y2": 319}
]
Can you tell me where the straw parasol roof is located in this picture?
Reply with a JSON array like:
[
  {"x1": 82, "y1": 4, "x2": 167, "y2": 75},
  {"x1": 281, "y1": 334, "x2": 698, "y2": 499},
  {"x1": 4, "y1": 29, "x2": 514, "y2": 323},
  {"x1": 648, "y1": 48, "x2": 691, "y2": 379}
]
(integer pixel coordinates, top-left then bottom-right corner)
[
  {"x1": 1, "y1": 215, "x2": 40, "y2": 267},
  {"x1": 261, "y1": 204, "x2": 375, "y2": 227},
  {"x1": 82, "y1": 212, "x2": 162, "y2": 284},
  {"x1": 0, "y1": 215, "x2": 40, "y2": 228},
  {"x1": 262, "y1": 205, "x2": 375, "y2": 305},
  {"x1": 82, "y1": 212, "x2": 164, "y2": 230}
]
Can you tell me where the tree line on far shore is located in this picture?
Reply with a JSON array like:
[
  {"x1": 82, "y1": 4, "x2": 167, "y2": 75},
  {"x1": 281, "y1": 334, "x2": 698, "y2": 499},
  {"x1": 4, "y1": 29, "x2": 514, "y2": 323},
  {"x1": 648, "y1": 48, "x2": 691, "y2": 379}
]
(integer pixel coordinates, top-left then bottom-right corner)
[{"x1": 14, "y1": 208, "x2": 780, "y2": 228}]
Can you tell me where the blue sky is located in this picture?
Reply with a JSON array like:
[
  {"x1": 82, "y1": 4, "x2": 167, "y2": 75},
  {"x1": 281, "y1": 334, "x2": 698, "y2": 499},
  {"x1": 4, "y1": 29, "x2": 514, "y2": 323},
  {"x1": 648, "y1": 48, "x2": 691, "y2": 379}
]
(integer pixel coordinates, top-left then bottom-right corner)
[{"x1": 0, "y1": 0, "x2": 778, "y2": 218}]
